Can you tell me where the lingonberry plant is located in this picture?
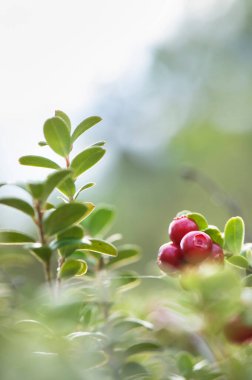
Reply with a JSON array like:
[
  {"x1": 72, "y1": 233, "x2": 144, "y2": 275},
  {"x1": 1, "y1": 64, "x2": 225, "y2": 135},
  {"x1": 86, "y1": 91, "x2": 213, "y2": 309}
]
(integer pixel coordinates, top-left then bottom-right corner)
[{"x1": 1, "y1": 113, "x2": 252, "y2": 379}]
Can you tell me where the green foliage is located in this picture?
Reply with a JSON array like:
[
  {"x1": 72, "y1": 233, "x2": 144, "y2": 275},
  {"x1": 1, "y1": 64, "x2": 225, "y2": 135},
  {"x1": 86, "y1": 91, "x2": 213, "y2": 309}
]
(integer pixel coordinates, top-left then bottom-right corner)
[
  {"x1": 43, "y1": 116, "x2": 71, "y2": 157},
  {"x1": 70, "y1": 146, "x2": 105, "y2": 178},
  {"x1": 224, "y1": 217, "x2": 245, "y2": 255},
  {"x1": 19, "y1": 155, "x2": 60, "y2": 169}
]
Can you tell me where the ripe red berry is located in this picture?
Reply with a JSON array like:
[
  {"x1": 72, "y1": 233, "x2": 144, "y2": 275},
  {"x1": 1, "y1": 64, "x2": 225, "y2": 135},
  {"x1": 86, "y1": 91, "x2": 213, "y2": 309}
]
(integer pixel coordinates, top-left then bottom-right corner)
[
  {"x1": 180, "y1": 231, "x2": 212, "y2": 264},
  {"x1": 224, "y1": 316, "x2": 252, "y2": 344},
  {"x1": 209, "y1": 243, "x2": 224, "y2": 264},
  {"x1": 157, "y1": 242, "x2": 183, "y2": 272},
  {"x1": 169, "y1": 216, "x2": 199, "y2": 245}
]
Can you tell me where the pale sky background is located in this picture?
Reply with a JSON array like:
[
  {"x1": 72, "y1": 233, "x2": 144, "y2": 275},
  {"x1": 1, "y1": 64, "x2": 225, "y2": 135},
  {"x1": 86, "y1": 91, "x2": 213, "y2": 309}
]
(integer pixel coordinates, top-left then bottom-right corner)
[{"x1": 0, "y1": 0, "x2": 233, "y2": 182}]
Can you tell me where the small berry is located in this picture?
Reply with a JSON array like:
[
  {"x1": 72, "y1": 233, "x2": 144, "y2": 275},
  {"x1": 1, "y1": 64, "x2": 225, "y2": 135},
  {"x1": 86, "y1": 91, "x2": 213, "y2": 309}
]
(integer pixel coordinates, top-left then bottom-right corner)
[
  {"x1": 157, "y1": 242, "x2": 183, "y2": 272},
  {"x1": 181, "y1": 231, "x2": 212, "y2": 264},
  {"x1": 210, "y1": 243, "x2": 224, "y2": 264},
  {"x1": 169, "y1": 216, "x2": 199, "y2": 245},
  {"x1": 224, "y1": 316, "x2": 252, "y2": 344}
]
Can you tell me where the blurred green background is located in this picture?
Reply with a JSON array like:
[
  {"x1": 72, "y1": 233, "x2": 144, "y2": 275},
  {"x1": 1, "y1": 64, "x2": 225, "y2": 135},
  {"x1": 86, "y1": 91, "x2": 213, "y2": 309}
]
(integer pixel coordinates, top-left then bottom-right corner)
[{"x1": 1, "y1": 0, "x2": 252, "y2": 275}]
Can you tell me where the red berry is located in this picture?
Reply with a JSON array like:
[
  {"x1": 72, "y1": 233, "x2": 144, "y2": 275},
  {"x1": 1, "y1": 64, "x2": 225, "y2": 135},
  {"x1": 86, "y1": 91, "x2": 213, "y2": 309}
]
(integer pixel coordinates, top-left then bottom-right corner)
[
  {"x1": 209, "y1": 243, "x2": 224, "y2": 264},
  {"x1": 169, "y1": 216, "x2": 199, "y2": 245},
  {"x1": 224, "y1": 316, "x2": 252, "y2": 344},
  {"x1": 181, "y1": 231, "x2": 212, "y2": 264},
  {"x1": 157, "y1": 242, "x2": 183, "y2": 272}
]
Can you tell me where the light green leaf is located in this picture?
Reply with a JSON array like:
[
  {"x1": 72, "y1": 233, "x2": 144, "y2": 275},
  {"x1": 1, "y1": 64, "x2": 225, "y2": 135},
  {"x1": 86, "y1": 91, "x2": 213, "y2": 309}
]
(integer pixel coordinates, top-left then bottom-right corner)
[
  {"x1": 91, "y1": 141, "x2": 106, "y2": 147},
  {"x1": 82, "y1": 204, "x2": 115, "y2": 237},
  {"x1": 70, "y1": 147, "x2": 105, "y2": 179},
  {"x1": 60, "y1": 259, "x2": 87, "y2": 278},
  {"x1": 80, "y1": 238, "x2": 117, "y2": 257},
  {"x1": 0, "y1": 230, "x2": 35, "y2": 244},
  {"x1": 74, "y1": 183, "x2": 95, "y2": 199},
  {"x1": 224, "y1": 216, "x2": 245, "y2": 255},
  {"x1": 57, "y1": 176, "x2": 76, "y2": 198},
  {"x1": 44, "y1": 203, "x2": 90, "y2": 236},
  {"x1": 27, "y1": 183, "x2": 44, "y2": 199},
  {"x1": 38, "y1": 141, "x2": 47, "y2": 147},
  {"x1": 227, "y1": 255, "x2": 249, "y2": 269},
  {"x1": 71, "y1": 116, "x2": 102, "y2": 143},
  {"x1": 177, "y1": 352, "x2": 194, "y2": 378},
  {"x1": 42, "y1": 170, "x2": 71, "y2": 202},
  {"x1": 107, "y1": 245, "x2": 141, "y2": 269},
  {"x1": 204, "y1": 225, "x2": 224, "y2": 247},
  {"x1": 43, "y1": 116, "x2": 71, "y2": 157},
  {"x1": 19, "y1": 155, "x2": 60, "y2": 170},
  {"x1": 55, "y1": 110, "x2": 71, "y2": 132},
  {"x1": 0, "y1": 198, "x2": 34, "y2": 217},
  {"x1": 187, "y1": 212, "x2": 208, "y2": 230}
]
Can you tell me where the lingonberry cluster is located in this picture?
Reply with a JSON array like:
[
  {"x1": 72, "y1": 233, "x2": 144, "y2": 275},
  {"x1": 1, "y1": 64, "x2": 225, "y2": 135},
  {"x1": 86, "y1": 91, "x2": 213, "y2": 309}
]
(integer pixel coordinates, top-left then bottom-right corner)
[{"x1": 157, "y1": 215, "x2": 224, "y2": 273}]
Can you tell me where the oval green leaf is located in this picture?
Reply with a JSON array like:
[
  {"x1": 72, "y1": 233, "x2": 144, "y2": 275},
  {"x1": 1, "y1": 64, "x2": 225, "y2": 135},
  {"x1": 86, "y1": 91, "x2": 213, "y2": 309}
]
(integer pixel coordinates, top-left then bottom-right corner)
[
  {"x1": 44, "y1": 203, "x2": 90, "y2": 236},
  {"x1": 60, "y1": 259, "x2": 87, "y2": 278},
  {"x1": 42, "y1": 170, "x2": 71, "y2": 202},
  {"x1": 71, "y1": 116, "x2": 102, "y2": 143},
  {"x1": 28, "y1": 245, "x2": 52, "y2": 264},
  {"x1": 204, "y1": 225, "x2": 224, "y2": 247},
  {"x1": 55, "y1": 110, "x2": 71, "y2": 132},
  {"x1": 224, "y1": 216, "x2": 245, "y2": 255},
  {"x1": 43, "y1": 117, "x2": 71, "y2": 157},
  {"x1": 70, "y1": 147, "x2": 105, "y2": 179},
  {"x1": 82, "y1": 204, "x2": 115, "y2": 237},
  {"x1": 107, "y1": 245, "x2": 141, "y2": 269},
  {"x1": 177, "y1": 352, "x2": 194, "y2": 378},
  {"x1": 187, "y1": 212, "x2": 208, "y2": 230},
  {"x1": 0, "y1": 230, "x2": 35, "y2": 244},
  {"x1": 19, "y1": 155, "x2": 60, "y2": 170},
  {"x1": 74, "y1": 182, "x2": 95, "y2": 200},
  {"x1": 125, "y1": 342, "x2": 161, "y2": 356},
  {"x1": 80, "y1": 238, "x2": 117, "y2": 257},
  {"x1": 227, "y1": 255, "x2": 249, "y2": 269},
  {"x1": 0, "y1": 197, "x2": 34, "y2": 217},
  {"x1": 57, "y1": 176, "x2": 76, "y2": 198}
]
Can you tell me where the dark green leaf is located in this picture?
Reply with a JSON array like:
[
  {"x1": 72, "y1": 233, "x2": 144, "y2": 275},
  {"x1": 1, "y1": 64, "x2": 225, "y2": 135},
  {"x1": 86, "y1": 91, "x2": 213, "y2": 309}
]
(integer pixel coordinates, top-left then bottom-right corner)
[
  {"x1": 71, "y1": 116, "x2": 102, "y2": 143},
  {"x1": 224, "y1": 217, "x2": 244, "y2": 255},
  {"x1": 120, "y1": 362, "x2": 149, "y2": 379},
  {"x1": 43, "y1": 116, "x2": 71, "y2": 157},
  {"x1": 227, "y1": 255, "x2": 249, "y2": 269},
  {"x1": 57, "y1": 176, "x2": 76, "y2": 198},
  {"x1": 204, "y1": 225, "x2": 224, "y2": 247},
  {"x1": 0, "y1": 230, "x2": 35, "y2": 244},
  {"x1": 70, "y1": 147, "x2": 105, "y2": 179},
  {"x1": 38, "y1": 141, "x2": 47, "y2": 147},
  {"x1": 19, "y1": 155, "x2": 60, "y2": 170},
  {"x1": 187, "y1": 212, "x2": 208, "y2": 230},
  {"x1": 42, "y1": 170, "x2": 71, "y2": 202},
  {"x1": 0, "y1": 197, "x2": 34, "y2": 217},
  {"x1": 58, "y1": 225, "x2": 84, "y2": 257},
  {"x1": 44, "y1": 203, "x2": 90, "y2": 236},
  {"x1": 126, "y1": 342, "x2": 161, "y2": 356},
  {"x1": 107, "y1": 245, "x2": 141, "y2": 269},
  {"x1": 28, "y1": 245, "x2": 52, "y2": 264},
  {"x1": 177, "y1": 352, "x2": 194, "y2": 378},
  {"x1": 60, "y1": 259, "x2": 87, "y2": 278},
  {"x1": 55, "y1": 110, "x2": 71, "y2": 132},
  {"x1": 27, "y1": 183, "x2": 44, "y2": 199},
  {"x1": 91, "y1": 141, "x2": 106, "y2": 147},
  {"x1": 82, "y1": 204, "x2": 115, "y2": 237},
  {"x1": 44, "y1": 202, "x2": 55, "y2": 210},
  {"x1": 74, "y1": 183, "x2": 95, "y2": 199}
]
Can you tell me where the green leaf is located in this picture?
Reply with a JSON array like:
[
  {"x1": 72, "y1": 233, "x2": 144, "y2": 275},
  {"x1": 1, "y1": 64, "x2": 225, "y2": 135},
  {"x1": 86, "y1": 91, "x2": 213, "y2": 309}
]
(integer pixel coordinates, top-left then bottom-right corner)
[
  {"x1": 57, "y1": 177, "x2": 76, "y2": 198},
  {"x1": 0, "y1": 230, "x2": 35, "y2": 244},
  {"x1": 44, "y1": 202, "x2": 55, "y2": 211},
  {"x1": 38, "y1": 141, "x2": 47, "y2": 147},
  {"x1": 107, "y1": 245, "x2": 141, "y2": 269},
  {"x1": 80, "y1": 238, "x2": 117, "y2": 256},
  {"x1": 114, "y1": 318, "x2": 153, "y2": 331},
  {"x1": 243, "y1": 274, "x2": 252, "y2": 287},
  {"x1": 28, "y1": 245, "x2": 52, "y2": 264},
  {"x1": 43, "y1": 117, "x2": 71, "y2": 157},
  {"x1": 187, "y1": 212, "x2": 208, "y2": 230},
  {"x1": 19, "y1": 155, "x2": 60, "y2": 170},
  {"x1": 74, "y1": 183, "x2": 95, "y2": 199},
  {"x1": 120, "y1": 362, "x2": 149, "y2": 379},
  {"x1": 0, "y1": 198, "x2": 34, "y2": 217},
  {"x1": 44, "y1": 203, "x2": 90, "y2": 236},
  {"x1": 91, "y1": 141, "x2": 106, "y2": 147},
  {"x1": 204, "y1": 226, "x2": 224, "y2": 247},
  {"x1": 125, "y1": 342, "x2": 161, "y2": 356},
  {"x1": 55, "y1": 110, "x2": 71, "y2": 132},
  {"x1": 27, "y1": 183, "x2": 44, "y2": 199},
  {"x1": 82, "y1": 204, "x2": 115, "y2": 237},
  {"x1": 58, "y1": 225, "x2": 84, "y2": 257},
  {"x1": 113, "y1": 271, "x2": 140, "y2": 292},
  {"x1": 227, "y1": 255, "x2": 249, "y2": 269},
  {"x1": 70, "y1": 147, "x2": 105, "y2": 179},
  {"x1": 42, "y1": 170, "x2": 71, "y2": 202},
  {"x1": 60, "y1": 259, "x2": 87, "y2": 278},
  {"x1": 177, "y1": 352, "x2": 194, "y2": 378},
  {"x1": 71, "y1": 116, "x2": 102, "y2": 143},
  {"x1": 224, "y1": 217, "x2": 245, "y2": 255}
]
